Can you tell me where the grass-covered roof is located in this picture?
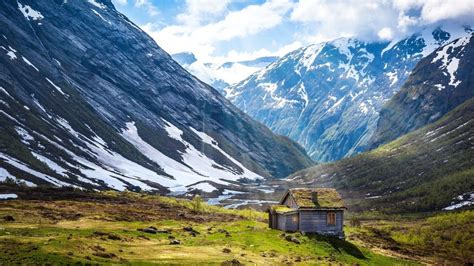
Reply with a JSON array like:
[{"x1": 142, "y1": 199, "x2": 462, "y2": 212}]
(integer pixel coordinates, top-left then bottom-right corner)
[
  {"x1": 287, "y1": 188, "x2": 345, "y2": 209},
  {"x1": 269, "y1": 205, "x2": 295, "y2": 214}
]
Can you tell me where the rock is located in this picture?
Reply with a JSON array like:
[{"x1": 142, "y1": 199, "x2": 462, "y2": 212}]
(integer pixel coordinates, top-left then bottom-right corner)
[
  {"x1": 93, "y1": 252, "x2": 116, "y2": 259},
  {"x1": 169, "y1": 239, "x2": 180, "y2": 245},
  {"x1": 137, "y1": 227, "x2": 157, "y2": 234},
  {"x1": 138, "y1": 235, "x2": 150, "y2": 240},
  {"x1": 285, "y1": 235, "x2": 300, "y2": 244},
  {"x1": 222, "y1": 248, "x2": 231, "y2": 253},
  {"x1": 93, "y1": 245, "x2": 106, "y2": 252},
  {"x1": 107, "y1": 234, "x2": 122, "y2": 241},
  {"x1": 183, "y1": 226, "x2": 199, "y2": 236},
  {"x1": 221, "y1": 259, "x2": 243, "y2": 266},
  {"x1": 3, "y1": 215, "x2": 14, "y2": 222},
  {"x1": 92, "y1": 231, "x2": 121, "y2": 240}
]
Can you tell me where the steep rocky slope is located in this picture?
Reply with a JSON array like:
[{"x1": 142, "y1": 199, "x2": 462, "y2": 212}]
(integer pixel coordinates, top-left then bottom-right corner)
[
  {"x1": 284, "y1": 97, "x2": 474, "y2": 213},
  {"x1": 371, "y1": 34, "x2": 474, "y2": 147},
  {"x1": 0, "y1": 0, "x2": 312, "y2": 193},
  {"x1": 227, "y1": 26, "x2": 471, "y2": 162}
]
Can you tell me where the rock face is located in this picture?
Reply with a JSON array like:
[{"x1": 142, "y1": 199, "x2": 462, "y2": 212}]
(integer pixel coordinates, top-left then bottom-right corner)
[
  {"x1": 370, "y1": 34, "x2": 474, "y2": 148},
  {"x1": 0, "y1": 0, "x2": 312, "y2": 192},
  {"x1": 226, "y1": 26, "x2": 471, "y2": 162}
]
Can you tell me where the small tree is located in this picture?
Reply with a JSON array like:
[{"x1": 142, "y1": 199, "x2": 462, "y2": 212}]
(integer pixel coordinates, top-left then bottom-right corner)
[{"x1": 191, "y1": 195, "x2": 203, "y2": 213}]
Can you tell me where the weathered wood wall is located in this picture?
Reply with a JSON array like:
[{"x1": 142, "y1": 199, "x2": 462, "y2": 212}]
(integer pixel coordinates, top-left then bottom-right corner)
[
  {"x1": 282, "y1": 194, "x2": 298, "y2": 209},
  {"x1": 299, "y1": 210, "x2": 343, "y2": 236},
  {"x1": 276, "y1": 213, "x2": 299, "y2": 231}
]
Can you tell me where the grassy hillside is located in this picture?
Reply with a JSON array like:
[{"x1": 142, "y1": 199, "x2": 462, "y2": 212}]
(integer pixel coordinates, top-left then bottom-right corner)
[
  {"x1": 0, "y1": 186, "x2": 414, "y2": 265},
  {"x1": 347, "y1": 211, "x2": 474, "y2": 264},
  {"x1": 285, "y1": 97, "x2": 474, "y2": 213}
]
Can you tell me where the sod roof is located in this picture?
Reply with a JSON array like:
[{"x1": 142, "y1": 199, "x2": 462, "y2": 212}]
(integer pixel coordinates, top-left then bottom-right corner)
[
  {"x1": 269, "y1": 205, "x2": 295, "y2": 214},
  {"x1": 285, "y1": 188, "x2": 345, "y2": 209}
]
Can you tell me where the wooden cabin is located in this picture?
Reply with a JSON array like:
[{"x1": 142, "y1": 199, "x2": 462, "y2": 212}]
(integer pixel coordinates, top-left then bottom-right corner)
[{"x1": 268, "y1": 188, "x2": 346, "y2": 239}]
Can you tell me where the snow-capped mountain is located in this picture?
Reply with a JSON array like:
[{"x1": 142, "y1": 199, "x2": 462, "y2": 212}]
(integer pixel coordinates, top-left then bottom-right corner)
[
  {"x1": 171, "y1": 52, "x2": 197, "y2": 66},
  {"x1": 0, "y1": 0, "x2": 312, "y2": 193},
  {"x1": 283, "y1": 37, "x2": 474, "y2": 212},
  {"x1": 172, "y1": 53, "x2": 278, "y2": 91},
  {"x1": 226, "y1": 25, "x2": 472, "y2": 162},
  {"x1": 371, "y1": 33, "x2": 474, "y2": 147}
]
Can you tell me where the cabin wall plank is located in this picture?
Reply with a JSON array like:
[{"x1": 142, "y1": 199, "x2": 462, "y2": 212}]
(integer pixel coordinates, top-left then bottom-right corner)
[{"x1": 299, "y1": 210, "x2": 343, "y2": 236}]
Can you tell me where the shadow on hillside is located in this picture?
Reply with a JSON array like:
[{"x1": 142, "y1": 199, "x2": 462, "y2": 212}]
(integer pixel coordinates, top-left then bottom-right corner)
[{"x1": 307, "y1": 234, "x2": 366, "y2": 259}]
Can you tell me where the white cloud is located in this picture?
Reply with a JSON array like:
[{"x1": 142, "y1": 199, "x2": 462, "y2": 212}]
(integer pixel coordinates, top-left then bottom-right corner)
[
  {"x1": 378, "y1": 27, "x2": 394, "y2": 40},
  {"x1": 291, "y1": 0, "x2": 474, "y2": 43},
  {"x1": 113, "y1": 0, "x2": 127, "y2": 6},
  {"x1": 134, "y1": 0, "x2": 158, "y2": 16},
  {"x1": 177, "y1": 0, "x2": 230, "y2": 26},
  {"x1": 291, "y1": 0, "x2": 400, "y2": 42},
  {"x1": 143, "y1": 0, "x2": 293, "y2": 62},
  {"x1": 394, "y1": 0, "x2": 474, "y2": 24}
]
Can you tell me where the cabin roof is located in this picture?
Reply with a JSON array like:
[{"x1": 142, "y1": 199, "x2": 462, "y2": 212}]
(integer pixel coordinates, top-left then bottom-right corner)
[
  {"x1": 282, "y1": 188, "x2": 345, "y2": 209},
  {"x1": 269, "y1": 205, "x2": 295, "y2": 214}
]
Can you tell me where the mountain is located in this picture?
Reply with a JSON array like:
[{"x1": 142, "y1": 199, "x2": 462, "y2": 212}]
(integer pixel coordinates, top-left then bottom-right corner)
[
  {"x1": 0, "y1": 0, "x2": 312, "y2": 193},
  {"x1": 172, "y1": 53, "x2": 279, "y2": 91},
  {"x1": 221, "y1": 56, "x2": 278, "y2": 69},
  {"x1": 370, "y1": 34, "x2": 474, "y2": 148},
  {"x1": 226, "y1": 26, "x2": 471, "y2": 162},
  {"x1": 171, "y1": 52, "x2": 197, "y2": 66},
  {"x1": 284, "y1": 96, "x2": 474, "y2": 213}
]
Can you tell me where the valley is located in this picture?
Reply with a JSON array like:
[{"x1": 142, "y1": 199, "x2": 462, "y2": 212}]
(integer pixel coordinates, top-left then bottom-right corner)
[
  {"x1": 1, "y1": 186, "x2": 471, "y2": 265},
  {"x1": 0, "y1": 0, "x2": 473, "y2": 264}
]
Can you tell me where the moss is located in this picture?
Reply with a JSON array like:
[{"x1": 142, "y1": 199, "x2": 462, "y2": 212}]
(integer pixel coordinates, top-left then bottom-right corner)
[
  {"x1": 290, "y1": 188, "x2": 345, "y2": 208},
  {"x1": 269, "y1": 205, "x2": 294, "y2": 213}
]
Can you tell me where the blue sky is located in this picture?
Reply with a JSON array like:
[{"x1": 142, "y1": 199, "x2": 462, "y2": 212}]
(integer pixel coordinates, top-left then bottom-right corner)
[{"x1": 113, "y1": 0, "x2": 474, "y2": 64}]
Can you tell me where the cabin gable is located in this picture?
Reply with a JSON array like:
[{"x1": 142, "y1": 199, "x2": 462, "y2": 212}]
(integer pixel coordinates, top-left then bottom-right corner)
[{"x1": 282, "y1": 193, "x2": 298, "y2": 209}]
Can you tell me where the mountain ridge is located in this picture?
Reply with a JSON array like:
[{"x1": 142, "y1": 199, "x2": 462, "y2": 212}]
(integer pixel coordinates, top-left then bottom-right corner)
[
  {"x1": 226, "y1": 25, "x2": 471, "y2": 162},
  {"x1": 370, "y1": 33, "x2": 474, "y2": 148},
  {"x1": 0, "y1": 0, "x2": 313, "y2": 193}
]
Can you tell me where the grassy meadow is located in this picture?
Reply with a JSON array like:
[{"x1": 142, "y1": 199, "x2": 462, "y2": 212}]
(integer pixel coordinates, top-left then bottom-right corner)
[{"x1": 0, "y1": 188, "x2": 423, "y2": 265}]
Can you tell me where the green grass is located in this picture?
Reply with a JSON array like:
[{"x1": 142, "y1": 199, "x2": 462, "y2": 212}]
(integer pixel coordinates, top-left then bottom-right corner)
[
  {"x1": 0, "y1": 190, "x2": 417, "y2": 265},
  {"x1": 345, "y1": 210, "x2": 474, "y2": 264}
]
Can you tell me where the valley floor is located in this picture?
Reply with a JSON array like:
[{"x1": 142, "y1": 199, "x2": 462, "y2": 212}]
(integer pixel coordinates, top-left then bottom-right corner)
[{"x1": 0, "y1": 186, "x2": 471, "y2": 265}]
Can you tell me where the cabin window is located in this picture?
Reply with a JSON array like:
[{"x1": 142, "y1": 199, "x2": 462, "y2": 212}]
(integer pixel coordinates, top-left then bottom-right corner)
[
  {"x1": 327, "y1": 212, "x2": 336, "y2": 225},
  {"x1": 292, "y1": 215, "x2": 298, "y2": 223}
]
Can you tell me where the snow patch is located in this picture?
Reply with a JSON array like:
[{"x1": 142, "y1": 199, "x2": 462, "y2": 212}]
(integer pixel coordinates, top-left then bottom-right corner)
[
  {"x1": 18, "y1": 2, "x2": 44, "y2": 21},
  {"x1": 1, "y1": 46, "x2": 17, "y2": 60},
  {"x1": 443, "y1": 193, "x2": 474, "y2": 210},
  {"x1": 188, "y1": 182, "x2": 217, "y2": 193},
  {"x1": 0, "y1": 153, "x2": 69, "y2": 187},
  {"x1": 22, "y1": 56, "x2": 39, "y2": 71},
  {"x1": 92, "y1": 9, "x2": 111, "y2": 25},
  {"x1": 0, "y1": 194, "x2": 18, "y2": 200},
  {"x1": 88, "y1": 0, "x2": 107, "y2": 9},
  {"x1": 45, "y1": 78, "x2": 66, "y2": 95},
  {"x1": 15, "y1": 126, "x2": 34, "y2": 144}
]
